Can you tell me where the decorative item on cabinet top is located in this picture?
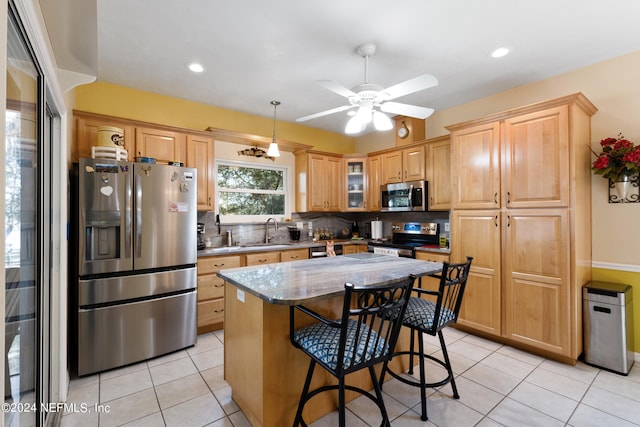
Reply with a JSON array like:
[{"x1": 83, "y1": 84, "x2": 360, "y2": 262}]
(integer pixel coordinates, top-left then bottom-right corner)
[{"x1": 591, "y1": 133, "x2": 640, "y2": 203}]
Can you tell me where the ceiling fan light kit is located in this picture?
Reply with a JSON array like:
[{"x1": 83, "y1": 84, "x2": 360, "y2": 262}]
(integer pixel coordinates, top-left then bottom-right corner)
[{"x1": 296, "y1": 42, "x2": 438, "y2": 135}]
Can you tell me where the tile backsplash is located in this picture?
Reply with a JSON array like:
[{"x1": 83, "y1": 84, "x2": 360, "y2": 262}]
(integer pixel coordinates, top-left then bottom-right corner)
[{"x1": 197, "y1": 210, "x2": 449, "y2": 247}]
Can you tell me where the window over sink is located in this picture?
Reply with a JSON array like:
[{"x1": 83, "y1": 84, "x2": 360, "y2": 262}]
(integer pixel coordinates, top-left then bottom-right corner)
[{"x1": 216, "y1": 160, "x2": 290, "y2": 222}]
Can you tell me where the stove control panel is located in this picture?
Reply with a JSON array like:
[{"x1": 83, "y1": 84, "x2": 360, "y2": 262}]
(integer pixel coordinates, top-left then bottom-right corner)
[{"x1": 391, "y1": 222, "x2": 438, "y2": 235}]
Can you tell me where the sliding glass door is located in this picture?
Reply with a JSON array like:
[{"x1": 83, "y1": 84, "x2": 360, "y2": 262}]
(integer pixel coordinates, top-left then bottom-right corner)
[{"x1": 4, "y1": 3, "x2": 52, "y2": 426}]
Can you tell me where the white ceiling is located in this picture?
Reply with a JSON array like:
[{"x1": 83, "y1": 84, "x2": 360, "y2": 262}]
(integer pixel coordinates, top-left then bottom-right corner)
[{"x1": 55, "y1": 0, "x2": 640, "y2": 135}]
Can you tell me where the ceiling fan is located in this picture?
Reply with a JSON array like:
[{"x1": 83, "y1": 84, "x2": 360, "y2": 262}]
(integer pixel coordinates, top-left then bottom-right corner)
[{"x1": 296, "y1": 43, "x2": 438, "y2": 134}]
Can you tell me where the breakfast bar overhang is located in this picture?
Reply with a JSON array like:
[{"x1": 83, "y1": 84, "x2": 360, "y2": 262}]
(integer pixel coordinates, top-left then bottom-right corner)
[{"x1": 217, "y1": 253, "x2": 442, "y2": 427}]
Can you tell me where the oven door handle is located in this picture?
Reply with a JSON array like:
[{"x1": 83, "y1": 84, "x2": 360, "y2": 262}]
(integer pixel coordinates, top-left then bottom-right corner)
[{"x1": 408, "y1": 184, "x2": 414, "y2": 211}]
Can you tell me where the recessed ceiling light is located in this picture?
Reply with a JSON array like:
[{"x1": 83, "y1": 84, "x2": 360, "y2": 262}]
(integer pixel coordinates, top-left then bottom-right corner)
[
  {"x1": 188, "y1": 63, "x2": 204, "y2": 73},
  {"x1": 490, "y1": 47, "x2": 510, "y2": 58}
]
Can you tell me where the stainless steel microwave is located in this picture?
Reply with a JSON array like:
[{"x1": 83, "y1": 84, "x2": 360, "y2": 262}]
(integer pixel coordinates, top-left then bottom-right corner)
[{"x1": 381, "y1": 180, "x2": 428, "y2": 212}]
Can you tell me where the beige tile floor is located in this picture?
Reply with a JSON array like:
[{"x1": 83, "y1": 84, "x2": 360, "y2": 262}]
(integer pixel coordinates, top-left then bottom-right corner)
[{"x1": 60, "y1": 328, "x2": 640, "y2": 427}]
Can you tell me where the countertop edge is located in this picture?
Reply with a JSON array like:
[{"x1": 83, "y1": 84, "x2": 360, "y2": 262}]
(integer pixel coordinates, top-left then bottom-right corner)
[{"x1": 199, "y1": 240, "x2": 450, "y2": 257}]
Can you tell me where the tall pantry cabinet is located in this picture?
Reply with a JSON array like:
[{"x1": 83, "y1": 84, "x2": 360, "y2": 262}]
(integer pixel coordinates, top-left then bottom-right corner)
[{"x1": 448, "y1": 93, "x2": 597, "y2": 362}]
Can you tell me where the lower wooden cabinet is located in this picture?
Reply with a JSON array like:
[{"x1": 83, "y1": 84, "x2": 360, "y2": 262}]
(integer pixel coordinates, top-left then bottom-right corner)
[
  {"x1": 342, "y1": 244, "x2": 367, "y2": 255},
  {"x1": 415, "y1": 251, "x2": 450, "y2": 302},
  {"x1": 197, "y1": 255, "x2": 241, "y2": 334},
  {"x1": 245, "y1": 251, "x2": 281, "y2": 265},
  {"x1": 280, "y1": 248, "x2": 309, "y2": 262}
]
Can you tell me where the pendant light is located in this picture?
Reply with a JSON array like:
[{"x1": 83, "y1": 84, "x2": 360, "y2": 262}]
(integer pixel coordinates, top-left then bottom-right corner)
[{"x1": 267, "y1": 100, "x2": 281, "y2": 157}]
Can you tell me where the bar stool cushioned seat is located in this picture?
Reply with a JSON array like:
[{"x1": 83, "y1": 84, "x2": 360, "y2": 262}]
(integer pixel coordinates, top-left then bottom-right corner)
[{"x1": 290, "y1": 275, "x2": 416, "y2": 427}]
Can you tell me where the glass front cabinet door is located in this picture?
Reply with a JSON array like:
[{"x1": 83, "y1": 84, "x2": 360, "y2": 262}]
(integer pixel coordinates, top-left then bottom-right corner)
[{"x1": 345, "y1": 158, "x2": 367, "y2": 211}]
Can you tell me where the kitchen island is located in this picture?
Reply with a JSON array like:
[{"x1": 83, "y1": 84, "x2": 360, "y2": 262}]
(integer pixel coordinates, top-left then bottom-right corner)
[{"x1": 217, "y1": 253, "x2": 442, "y2": 427}]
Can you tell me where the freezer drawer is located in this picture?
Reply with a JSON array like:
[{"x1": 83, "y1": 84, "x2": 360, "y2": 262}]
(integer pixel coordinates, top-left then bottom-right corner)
[
  {"x1": 77, "y1": 290, "x2": 196, "y2": 376},
  {"x1": 78, "y1": 267, "x2": 196, "y2": 306}
]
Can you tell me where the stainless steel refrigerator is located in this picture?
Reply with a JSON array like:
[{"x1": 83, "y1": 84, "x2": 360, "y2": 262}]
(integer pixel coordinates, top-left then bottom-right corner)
[{"x1": 72, "y1": 158, "x2": 198, "y2": 376}]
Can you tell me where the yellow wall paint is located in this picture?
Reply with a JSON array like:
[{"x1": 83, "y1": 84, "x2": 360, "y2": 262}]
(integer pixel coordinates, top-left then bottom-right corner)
[
  {"x1": 72, "y1": 81, "x2": 356, "y2": 154},
  {"x1": 592, "y1": 268, "x2": 639, "y2": 354}
]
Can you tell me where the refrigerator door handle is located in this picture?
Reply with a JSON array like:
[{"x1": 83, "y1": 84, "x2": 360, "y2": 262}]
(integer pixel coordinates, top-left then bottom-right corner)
[
  {"x1": 135, "y1": 173, "x2": 142, "y2": 258},
  {"x1": 124, "y1": 171, "x2": 132, "y2": 258}
]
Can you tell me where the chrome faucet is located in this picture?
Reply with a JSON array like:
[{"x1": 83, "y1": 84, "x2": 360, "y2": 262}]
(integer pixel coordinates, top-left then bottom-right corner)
[{"x1": 265, "y1": 217, "x2": 279, "y2": 243}]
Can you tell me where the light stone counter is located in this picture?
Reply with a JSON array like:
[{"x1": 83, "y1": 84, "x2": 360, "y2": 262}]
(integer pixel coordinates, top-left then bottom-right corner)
[
  {"x1": 217, "y1": 252, "x2": 443, "y2": 305},
  {"x1": 218, "y1": 252, "x2": 443, "y2": 427}
]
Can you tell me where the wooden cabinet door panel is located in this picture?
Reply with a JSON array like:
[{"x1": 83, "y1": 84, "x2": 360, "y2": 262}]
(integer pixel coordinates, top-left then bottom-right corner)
[
  {"x1": 308, "y1": 154, "x2": 327, "y2": 211},
  {"x1": 403, "y1": 146, "x2": 425, "y2": 182},
  {"x1": 503, "y1": 106, "x2": 569, "y2": 208},
  {"x1": 198, "y1": 255, "x2": 242, "y2": 274},
  {"x1": 503, "y1": 209, "x2": 571, "y2": 355},
  {"x1": 415, "y1": 252, "x2": 450, "y2": 303},
  {"x1": 280, "y1": 248, "x2": 309, "y2": 261},
  {"x1": 245, "y1": 252, "x2": 280, "y2": 265},
  {"x1": 451, "y1": 122, "x2": 500, "y2": 209},
  {"x1": 427, "y1": 139, "x2": 451, "y2": 210},
  {"x1": 326, "y1": 156, "x2": 343, "y2": 211},
  {"x1": 135, "y1": 127, "x2": 186, "y2": 163},
  {"x1": 198, "y1": 275, "x2": 225, "y2": 301},
  {"x1": 187, "y1": 134, "x2": 214, "y2": 211},
  {"x1": 74, "y1": 116, "x2": 134, "y2": 162},
  {"x1": 451, "y1": 210, "x2": 501, "y2": 336},
  {"x1": 381, "y1": 151, "x2": 403, "y2": 184},
  {"x1": 368, "y1": 155, "x2": 382, "y2": 211},
  {"x1": 197, "y1": 299, "x2": 224, "y2": 330}
]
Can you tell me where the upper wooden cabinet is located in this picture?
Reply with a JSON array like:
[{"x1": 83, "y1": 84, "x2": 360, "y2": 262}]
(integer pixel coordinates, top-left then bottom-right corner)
[
  {"x1": 502, "y1": 106, "x2": 570, "y2": 208},
  {"x1": 135, "y1": 127, "x2": 186, "y2": 164},
  {"x1": 74, "y1": 111, "x2": 216, "y2": 211},
  {"x1": 451, "y1": 105, "x2": 572, "y2": 210},
  {"x1": 394, "y1": 116, "x2": 425, "y2": 147},
  {"x1": 425, "y1": 136, "x2": 451, "y2": 211},
  {"x1": 186, "y1": 134, "x2": 215, "y2": 211},
  {"x1": 450, "y1": 121, "x2": 501, "y2": 209},
  {"x1": 295, "y1": 151, "x2": 343, "y2": 212},
  {"x1": 74, "y1": 113, "x2": 135, "y2": 161},
  {"x1": 344, "y1": 156, "x2": 368, "y2": 211},
  {"x1": 381, "y1": 145, "x2": 425, "y2": 184},
  {"x1": 367, "y1": 154, "x2": 382, "y2": 211}
]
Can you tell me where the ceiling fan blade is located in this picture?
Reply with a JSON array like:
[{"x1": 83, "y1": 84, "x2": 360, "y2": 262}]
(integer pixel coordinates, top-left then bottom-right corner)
[
  {"x1": 317, "y1": 80, "x2": 358, "y2": 99},
  {"x1": 380, "y1": 102, "x2": 435, "y2": 119},
  {"x1": 296, "y1": 105, "x2": 354, "y2": 122},
  {"x1": 381, "y1": 74, "x2": 438, "y2": 100}
]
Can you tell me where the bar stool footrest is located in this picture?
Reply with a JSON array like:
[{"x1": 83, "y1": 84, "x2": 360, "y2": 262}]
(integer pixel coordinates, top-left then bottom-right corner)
[
  {"x1": 382, "y1": 350, "x2": 454, "y2": 390},
  {"x1": 296, "y1": 384, "x2": 390, "y2": 427}
]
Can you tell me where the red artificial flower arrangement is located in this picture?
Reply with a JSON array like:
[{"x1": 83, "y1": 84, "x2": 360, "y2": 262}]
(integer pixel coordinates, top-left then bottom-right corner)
[{"x1": 592, "y1": 133, "x2": 640, "y2": 181}]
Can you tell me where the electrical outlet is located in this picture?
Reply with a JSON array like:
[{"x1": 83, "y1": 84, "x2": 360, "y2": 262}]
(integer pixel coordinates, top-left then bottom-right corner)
[
  {"x1": 237, "y1": 289, "x2": 245, "y2": 303},
  {"x1": 444, "y1": 222, "x2": 450, "y2": 232}
]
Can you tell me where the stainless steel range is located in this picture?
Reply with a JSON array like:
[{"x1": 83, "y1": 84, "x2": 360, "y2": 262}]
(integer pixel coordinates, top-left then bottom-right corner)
[{"x1": 367, "y1": 222, "x2": 440, "y2": 258}]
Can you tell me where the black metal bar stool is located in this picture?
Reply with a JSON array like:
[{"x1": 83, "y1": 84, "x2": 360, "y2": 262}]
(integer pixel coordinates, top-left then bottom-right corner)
[
  {"x1": 289, "y1": 275, "x2": 416, "y2": 427},
  {"x1": 380, "y1": 256, "x2": 473, "y2": 421}
]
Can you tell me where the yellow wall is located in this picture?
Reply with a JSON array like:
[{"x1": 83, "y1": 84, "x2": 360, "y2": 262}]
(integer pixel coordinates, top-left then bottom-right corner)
[{"x1": 72, "y1": 81, "x2": 356, "y2": 154}]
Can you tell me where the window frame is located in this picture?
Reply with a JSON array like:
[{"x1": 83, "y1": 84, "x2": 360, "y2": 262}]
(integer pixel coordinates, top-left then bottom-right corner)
[{"x1": 215, "y1": 159, "x2": 291, "y2": 223}]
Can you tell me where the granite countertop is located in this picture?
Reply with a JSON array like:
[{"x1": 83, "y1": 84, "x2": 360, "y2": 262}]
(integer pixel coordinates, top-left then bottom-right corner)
[{"x1": 216, "y1": 252, "x2": 442, "y2": 305}]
